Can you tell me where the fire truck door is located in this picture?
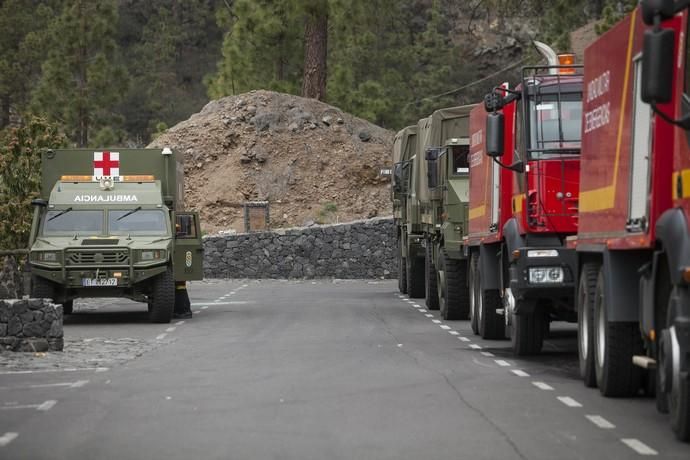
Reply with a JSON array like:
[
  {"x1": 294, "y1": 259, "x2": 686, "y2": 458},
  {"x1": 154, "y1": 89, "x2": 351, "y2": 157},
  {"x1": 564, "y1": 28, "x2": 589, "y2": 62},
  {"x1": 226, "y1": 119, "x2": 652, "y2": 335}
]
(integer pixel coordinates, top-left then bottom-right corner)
[{"x1": 629, "y1": 57, "x2": 653, "y2": 227}]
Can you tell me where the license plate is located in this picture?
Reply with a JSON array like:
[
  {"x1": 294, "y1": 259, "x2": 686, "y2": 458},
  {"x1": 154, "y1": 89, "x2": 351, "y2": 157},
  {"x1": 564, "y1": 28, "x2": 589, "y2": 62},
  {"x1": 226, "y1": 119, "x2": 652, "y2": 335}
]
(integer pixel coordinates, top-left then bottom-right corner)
[{"x1": 82, "y1": 278, "x2": 117, "y2": 287}]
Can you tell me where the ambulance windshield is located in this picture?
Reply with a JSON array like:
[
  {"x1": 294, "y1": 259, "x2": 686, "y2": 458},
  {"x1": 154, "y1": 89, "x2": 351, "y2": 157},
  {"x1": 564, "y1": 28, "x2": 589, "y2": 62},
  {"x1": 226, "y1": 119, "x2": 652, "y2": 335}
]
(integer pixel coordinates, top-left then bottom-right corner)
[
  {"x1": 526, "y1": 91, "x2": 582, "y2": 159},
  {"x1": 42, "y1": 210, "x2": 103, "y2": 236},
  {"x1": 108, "y1": 210, "x2": 168, "y2": 236}
]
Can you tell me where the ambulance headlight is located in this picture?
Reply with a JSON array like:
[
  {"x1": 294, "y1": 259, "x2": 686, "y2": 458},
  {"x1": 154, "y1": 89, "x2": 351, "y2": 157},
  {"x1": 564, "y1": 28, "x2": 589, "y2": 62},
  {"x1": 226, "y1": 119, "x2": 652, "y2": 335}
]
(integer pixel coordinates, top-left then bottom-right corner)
[
  {"x1": 139, "y1": 250, "x2": 166, "y2": 262},
  {"x1": 31, "y1": 251, "x2": 60, "y2": 265},
  {"x1": 528, "y1": 267, "x2": 564, "y2": 284}
]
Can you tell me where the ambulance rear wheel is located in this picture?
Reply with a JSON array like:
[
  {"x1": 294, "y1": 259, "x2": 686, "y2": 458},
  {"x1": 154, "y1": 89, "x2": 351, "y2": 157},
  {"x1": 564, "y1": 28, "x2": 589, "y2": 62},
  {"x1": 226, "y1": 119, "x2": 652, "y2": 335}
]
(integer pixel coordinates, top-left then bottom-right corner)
[
  {"x1": 511, "y1": 309, "x2": 544, "y2": 356},
  {"x1": 578, "y1": 263, "x2": 599, "y2": 388},
  {"x1": 593, "y1": 270, "x2": 641, "y2": 397},
  {"x1": 425, "y1": 244, "x2": 439, "y2": 310},
  {"x1": 478, "y1": 267, "x2": 504, "y2": 340},
  {"x1": 469, "y1": 253, "x2": 479, "y2": 335},
  {"x1": 149, "y1": 267, "x2": 174, "y2": 323},
  {"x1": 438, "y1": 251, "x2": 469, "y2": 320}
]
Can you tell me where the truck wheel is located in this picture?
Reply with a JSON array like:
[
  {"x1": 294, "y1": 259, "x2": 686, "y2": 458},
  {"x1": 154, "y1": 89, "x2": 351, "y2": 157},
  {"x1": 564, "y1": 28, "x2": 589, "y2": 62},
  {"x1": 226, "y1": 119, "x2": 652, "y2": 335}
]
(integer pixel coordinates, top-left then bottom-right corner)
[
  {"x1": 511, "y1": 309, "x2": 544, "y2": 355},
  {"x1": 425, "y1": 244, "x2": 439, "y2": 310},
  {"x1": 670, "y1": 370, "x2": 690, "y2": 441},
  {"x1": 438, "y1": 250, "x2": 469, "y2": 320},
  {"x1": 469, "y1": 253, "x2": 479, "y2": 334},
  {"x1": 478, "y1": 267, "x2": 504, "y2": 340},
  {"x1": 149, "y1": 267, "x2": 174, "y2": 323},
  {"x1": 593, "y1": 270, "x2": 642, "y2": 397},
  {"x1": 62, "y1": 300, "x2": 73, "y2": 315},
  {"x1": 31, "y1": 275, "x2": 54, "y2": 301},
  {"x1": 578, "y1": 263, "x2": 599, "y2": 388},
  {"x1": 398, "y1": 252, "x2": 408, "y2": 294},
  {"x1": 406, "y1": 250, "x2": 425, "y2": 299}
]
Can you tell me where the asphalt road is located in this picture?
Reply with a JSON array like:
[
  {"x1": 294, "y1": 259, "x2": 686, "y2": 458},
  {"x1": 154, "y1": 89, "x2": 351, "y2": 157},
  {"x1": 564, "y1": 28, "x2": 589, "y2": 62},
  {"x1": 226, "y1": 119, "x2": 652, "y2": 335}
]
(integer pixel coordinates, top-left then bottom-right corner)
[{"x1": 0, "y1": 279, "x2": 687, "y2": 459}]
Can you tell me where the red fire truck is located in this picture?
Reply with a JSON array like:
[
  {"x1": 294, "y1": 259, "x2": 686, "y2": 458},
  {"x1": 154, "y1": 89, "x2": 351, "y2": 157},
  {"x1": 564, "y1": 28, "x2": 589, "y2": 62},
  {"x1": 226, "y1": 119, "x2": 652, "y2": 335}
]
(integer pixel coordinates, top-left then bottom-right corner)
[
  {"x1": 570, "y1": 0, "x2": 689, "y2": 441},
  {"x1": 466, "y1": 45, "x2": 583, "y2": 355}
]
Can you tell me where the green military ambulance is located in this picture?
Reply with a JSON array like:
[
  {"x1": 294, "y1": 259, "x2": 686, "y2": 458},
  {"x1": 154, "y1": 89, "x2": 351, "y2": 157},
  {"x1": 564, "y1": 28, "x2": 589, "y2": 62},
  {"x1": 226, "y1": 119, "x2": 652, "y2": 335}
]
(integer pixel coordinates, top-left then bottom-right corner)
[{"x1": 28, "y1": 148, "x2": 203, "y2": 323}]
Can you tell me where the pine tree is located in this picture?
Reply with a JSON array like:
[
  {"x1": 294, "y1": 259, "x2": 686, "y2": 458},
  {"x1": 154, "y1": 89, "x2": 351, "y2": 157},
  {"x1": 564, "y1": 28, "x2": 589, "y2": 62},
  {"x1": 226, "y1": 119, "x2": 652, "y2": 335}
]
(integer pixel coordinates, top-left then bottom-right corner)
[
  {"x1": 300, "y1": 0, "x2": 329, "y2": 100},
  {"x1": 30, "y1": 0, "x2": 128, "y2": 147}
]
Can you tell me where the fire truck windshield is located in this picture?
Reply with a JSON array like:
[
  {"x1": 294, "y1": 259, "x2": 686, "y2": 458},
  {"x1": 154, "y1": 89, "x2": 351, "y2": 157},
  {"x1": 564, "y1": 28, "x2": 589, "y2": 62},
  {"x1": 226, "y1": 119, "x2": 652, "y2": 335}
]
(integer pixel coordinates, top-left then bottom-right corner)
[{"x1": 526, "y1": 91, "x2": 582, "y2": 159}]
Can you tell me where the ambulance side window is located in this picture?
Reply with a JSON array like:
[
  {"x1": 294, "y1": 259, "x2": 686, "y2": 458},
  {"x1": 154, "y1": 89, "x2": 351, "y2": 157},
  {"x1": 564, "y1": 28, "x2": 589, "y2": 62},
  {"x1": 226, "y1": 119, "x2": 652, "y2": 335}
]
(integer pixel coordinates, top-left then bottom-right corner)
[{"x1": 175, "y1": 214, "x2": 197, "y2": 239}]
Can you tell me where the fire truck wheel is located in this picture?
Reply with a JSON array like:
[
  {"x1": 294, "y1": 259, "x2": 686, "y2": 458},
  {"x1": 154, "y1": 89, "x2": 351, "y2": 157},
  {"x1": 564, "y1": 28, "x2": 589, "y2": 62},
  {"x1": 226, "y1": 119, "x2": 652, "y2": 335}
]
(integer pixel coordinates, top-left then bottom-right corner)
[
  {"x1": 31, "y1": 275, "x2": 55, "y2": 302},
  {"x1": 149, "y1": 267, "x2": 174, "y2": 323},
  {"x1": 438, "y1": 251, "x2": 470, "y2": 320},
  {"x1": 406, "y1": 253, "x2": 425, "y2": 299},
  {"x1": 670, "y1": 370, "x2": 690, "y2": 441},
  {"x1": 469, "y1": 253, "x2": 480, "y2": 335},
  {"x1": 425, "y1": 244, "x2": 439, "y2": 310},
  {"x1": 511, "y1": 309, "x2": 544, "y2": 355},
  {"x1": 578, "y1": 263, "x2": 599, "y2": 388},
  {"x1": 398, "y1": 253, "x2": 408, "y2": 294},
  {"x1": 593, "y1": 271, "x2": 642, "y2": 397},
  {"x1": 62, "y1": 300, "x2": 73, "y2": 315},
  {"x1": 478, "y1": 268, "x2": 505, "y2": 340}
]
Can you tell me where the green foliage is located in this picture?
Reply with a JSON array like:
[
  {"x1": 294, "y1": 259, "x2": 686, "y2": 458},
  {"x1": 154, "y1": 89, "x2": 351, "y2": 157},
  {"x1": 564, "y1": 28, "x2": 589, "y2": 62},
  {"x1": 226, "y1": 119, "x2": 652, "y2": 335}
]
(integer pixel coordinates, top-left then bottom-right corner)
[
  {"x1": 316, "y1": 201, "x2": 338, "y2": 224},
  {"x1": 30, "y1": 0, "x2": 128, "y2": 147},
  {"x1": 0, "y1": 117, "x2": 67, "y2": 249},
  {"x1": 596, "y1": 0, "x2": 637, "y2": 35}
]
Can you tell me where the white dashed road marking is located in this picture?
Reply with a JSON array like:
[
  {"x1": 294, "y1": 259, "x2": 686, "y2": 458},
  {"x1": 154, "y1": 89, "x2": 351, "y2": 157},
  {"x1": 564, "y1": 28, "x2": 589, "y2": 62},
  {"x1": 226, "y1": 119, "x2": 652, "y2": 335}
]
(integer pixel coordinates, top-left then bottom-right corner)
[
  {"x1": 156, "y1": 333, "x2": 167, "y2": 340},
  {"x1": 175, "y1": 321, "x2": 185, "y2": 326},
  {"x1": 532, "y1": 382, "x2": 554, "y2": 391},
  {"x1": 494, "y1": 360, "x2": 511, "y2": 367},
  {"x1": 468, "y1": 344, "x2": 482, "y2": 350},
  {"x1": 418, "y1": 309, "x2": 428, "y2": 313},
  {"x1": 201, "y1": 306, "x2": 209, "y2": 310},
  {"x1": 37, "y1": 400, "x2": 57, "y2": 411},
  {"x1": 621, "y1": 439, "x2": 658, "y2": 456},
  {"x1": 459, "y1": 337, "x2": 470, "y2": 342},
  {"x1": 480, "y1": 351, "x2": 495, "y2": 357},
  {"x1": 511, "y1": 370, "x2": 530, "y2": 377},
  {"x1": 557, "y1": 396, "x2": 582, "y2": 408},
  {"x1": 166, "y1": 327, "x2": 176, "y2": 332},
  {"x1": 448, "y1": 331, "x2": 459, "y2": 336},
  {"x1": 425, "y1": 314, "x2": 434, "y2": 318},
  {"x1": 0, "y1": 433, "x2": 18, "y2": 447},
  {"x1": 432, "y1": 320, "x2": 442, "y2": 324},
  {"x1": 585, "y1": 415, "x2": 615, "y2": 429},
  {"x1": 440, "y1": 325, "x2": 451, "y2": 330}
]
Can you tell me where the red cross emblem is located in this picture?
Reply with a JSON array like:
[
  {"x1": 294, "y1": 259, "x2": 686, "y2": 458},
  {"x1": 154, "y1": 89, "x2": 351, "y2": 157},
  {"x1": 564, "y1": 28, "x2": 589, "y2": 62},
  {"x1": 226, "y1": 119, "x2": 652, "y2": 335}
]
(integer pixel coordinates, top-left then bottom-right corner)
[{"x1": 93, "y1": 151, "x2": 120, "y2": 178}]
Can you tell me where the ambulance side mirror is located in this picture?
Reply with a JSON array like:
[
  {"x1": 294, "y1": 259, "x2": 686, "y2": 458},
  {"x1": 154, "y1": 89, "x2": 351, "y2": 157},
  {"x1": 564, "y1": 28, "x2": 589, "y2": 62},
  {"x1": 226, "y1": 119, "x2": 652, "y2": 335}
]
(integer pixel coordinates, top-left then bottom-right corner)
[
  {"x1": 641, "y1": 28, "x2": 675, "y2": 105},
  {"x1": 486, "y1": 112, "x2": 505, "y2": 158}
]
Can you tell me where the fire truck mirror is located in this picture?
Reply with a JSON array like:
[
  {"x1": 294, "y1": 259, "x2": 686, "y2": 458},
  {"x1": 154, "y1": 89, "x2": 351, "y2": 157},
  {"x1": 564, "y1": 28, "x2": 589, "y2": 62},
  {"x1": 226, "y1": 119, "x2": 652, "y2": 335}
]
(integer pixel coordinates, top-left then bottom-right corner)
[
  {"x1": 641, "y1": 28, "x2": 675, "y2": 105},
  {"x1": 484, "y1": 92, "x2": 503, "y2": 113},
  {"x1": 486, "y1": 112, "x2": 505, "y2": 158},
  {"x1": 641, "y1": 0, "x2": 676, "y2": 26}
]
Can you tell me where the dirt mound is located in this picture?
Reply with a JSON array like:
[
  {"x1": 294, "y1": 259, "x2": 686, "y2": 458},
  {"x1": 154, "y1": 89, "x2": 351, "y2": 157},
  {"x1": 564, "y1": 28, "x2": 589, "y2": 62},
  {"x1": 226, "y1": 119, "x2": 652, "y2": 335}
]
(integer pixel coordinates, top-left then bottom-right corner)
[{"x1": 149, "y1": 90, "x2": 393, "y2": 234}]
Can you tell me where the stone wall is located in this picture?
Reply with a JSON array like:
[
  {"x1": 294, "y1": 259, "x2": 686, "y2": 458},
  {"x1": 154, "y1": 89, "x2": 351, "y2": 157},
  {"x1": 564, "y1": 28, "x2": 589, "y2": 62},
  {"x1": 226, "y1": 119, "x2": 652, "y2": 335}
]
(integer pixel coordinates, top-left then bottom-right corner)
[
  {"x1": 0, "y1": 299, "x2": 63, "y2": 352},
  {"x1": 0, "y1": 256, "x2": 25, "y2": 299},
  {"x1": 204, "y1": 217, "x2": 396, "y2": 279}
]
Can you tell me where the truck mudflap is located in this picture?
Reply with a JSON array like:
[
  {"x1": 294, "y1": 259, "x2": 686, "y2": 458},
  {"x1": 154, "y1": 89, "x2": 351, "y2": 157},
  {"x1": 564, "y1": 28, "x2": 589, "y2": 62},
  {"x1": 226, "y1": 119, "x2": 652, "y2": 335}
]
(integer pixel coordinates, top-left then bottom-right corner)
[
  {"x1": 509, "y1": 246, "x2": 577, "y2": 314},
  {"x1": 32, "y1": 265, "x2": 167, "y2": 288}
]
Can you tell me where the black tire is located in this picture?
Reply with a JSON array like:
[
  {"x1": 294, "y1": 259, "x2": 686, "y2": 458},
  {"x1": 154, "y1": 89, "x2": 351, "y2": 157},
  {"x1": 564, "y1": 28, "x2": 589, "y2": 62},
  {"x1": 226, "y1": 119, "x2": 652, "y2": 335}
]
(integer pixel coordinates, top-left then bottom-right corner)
[
  {"x1": 149, "y1": 267, "x2": 174, "y2": 323},
  {"x1": 31, "y1": 275, "x2": 54, "y2": 301},
  {"x1": 511, "y1": 309, "x2": 544, "y2": 355},
  {"x1": 398, "y1": 252, "x2": 408, "y2": 294},
  {"x1": 578, "y1": 263, "x2": 599, "y2": 387},
  {"x1": 478, "y1": 265, "x2": 504, "y2": 340},
  {"x1": 670, "y1": 371, "x2": 690, "y2": 441},
  {"x1": 593, "y1": 270, "x2": 642, "y2": 397},
  {"x1": 469, "y1": 252, "x2": 480, "y2": 334},
  {"x1": 406, "y1": 249, "x2": 425, "y2": 299},
  {"x1": 62, "y1": 300, "x2": 73, "y2": 315},
  {"x1": 425, "y1": 244, "x2": 439, "y2": 310},
  {"x1": 438, "y1": 250, "x2": 469, "y2": 320}
]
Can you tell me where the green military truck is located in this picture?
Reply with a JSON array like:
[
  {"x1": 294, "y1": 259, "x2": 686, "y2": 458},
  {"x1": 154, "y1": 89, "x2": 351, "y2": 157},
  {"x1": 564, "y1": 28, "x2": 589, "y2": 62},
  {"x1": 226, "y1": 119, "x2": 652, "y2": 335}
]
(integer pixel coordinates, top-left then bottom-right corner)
[
  {"x1": 414, "y1": 105, "x2": 474, "y2": 319},
  {"x1": 392, "y1": 125, "x2": 418, "y2": 295},
  {"x1": 28, "y1": 148, "x2": 203, "y2": 323}
]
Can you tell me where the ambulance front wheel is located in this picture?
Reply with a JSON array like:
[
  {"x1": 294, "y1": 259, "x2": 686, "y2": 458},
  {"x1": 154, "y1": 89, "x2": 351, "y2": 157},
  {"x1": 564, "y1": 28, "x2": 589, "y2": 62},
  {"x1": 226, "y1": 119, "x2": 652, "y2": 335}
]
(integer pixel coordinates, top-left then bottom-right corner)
[
  {"x1": 149, "y1": 267, "x2": 174, "y2": 324},
  {"x1": 425, "y1": 244, "x2": 439, "y2": 310}
]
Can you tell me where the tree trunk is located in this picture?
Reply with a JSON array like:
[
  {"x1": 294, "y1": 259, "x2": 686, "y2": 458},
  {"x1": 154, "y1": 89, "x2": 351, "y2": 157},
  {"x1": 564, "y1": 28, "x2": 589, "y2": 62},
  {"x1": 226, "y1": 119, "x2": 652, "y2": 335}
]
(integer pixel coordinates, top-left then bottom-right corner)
[
  {"x1": 301, "y1": 7, "x2": 328, "y2": 100},
  {"x1": 0, "y1": 94, "x2": 10, "y2": 130}
]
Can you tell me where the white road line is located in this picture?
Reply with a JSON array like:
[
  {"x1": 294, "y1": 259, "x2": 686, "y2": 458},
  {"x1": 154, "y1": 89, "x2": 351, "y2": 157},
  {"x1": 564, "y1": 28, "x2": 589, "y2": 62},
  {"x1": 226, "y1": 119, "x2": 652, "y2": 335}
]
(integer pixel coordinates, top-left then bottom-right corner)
[
  {"x1": 191, "y1": 301, "x2": 254, "y2": 306},
  {"x1": 201, "y1": 306, "x2": 209, "y2": 310},
  {"x1": 0, "y1": 367, "x2": 107, "y2": 376},
  {"x1": 459, "y1": 337, "x2": 470, "y2": 342},
  {"x1": 585, "y1": 415, "x2": 615, "y2": 429},
  {"x1": 495, "y1": 360, "x2": 511, "y2": 367},
  {"x1": 166, "y1": 327, "x2": 176, "y2": 332},
  {"x1": 70, "y1": 380, "x2": 89, "y2": 388},
  {"x1": 425, "y1": 314, "x2": 434, "y2": 318},
  {"x1": 480, "y1": 351, "x2": 495, "y2": 357},
  {"x1": 175, "y1": 321, "x2": 185, "y2": 326},
  {"x1": 0, "y1": 433, "x2": 18, "y2": 447},
  {"x1": 532, "y1": 381, "x2": 554, "y2": 391},
  {"x1": 95, "y1": 367, "x2": 109, "y2": 373},
  {"x1": 156, "y1": 333, "x2": 167, "y2": 340},
  {"x1": 37, "y1": 400, "x2": 57, "y2": 411},
  {"x1": 412, "y1": 304, "x2": 421, "y2": 308},
  {"x1": 557, "y1": 396, "x2": 583, "y2": 408},
  {"x1": 621, "y1": 439, "x2": 658, "y2": 456},
  {"x1": 440, "y1": 325, "x2": 451, "y2": 330},
  {"x1": 468, "y1": 344, "x2": 482, "y2": 349},
  {"x1": 448, "y1": 331, "x2": 459, "y2": 336},
  {"x1": 511, "y1": 370, "x2": 530, "y2": 377},
  {"x1": 193, "y1": 310, "x2": 201, "y2": 314},
  {"x1": 0, "y1": 380, "x2": 88, "y2": 391},
  {"x1": 418, "y1": 309, "x2": 428, "y2": 313},
  {"x1": 432, "y1": 320, "x2": 442, "y2": 324}
]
